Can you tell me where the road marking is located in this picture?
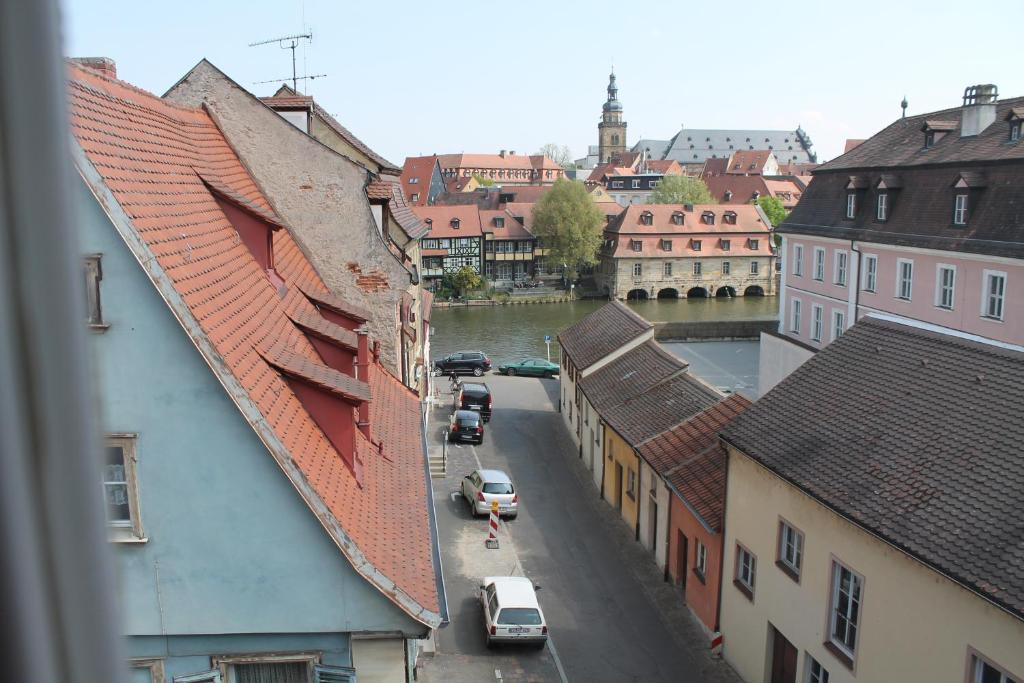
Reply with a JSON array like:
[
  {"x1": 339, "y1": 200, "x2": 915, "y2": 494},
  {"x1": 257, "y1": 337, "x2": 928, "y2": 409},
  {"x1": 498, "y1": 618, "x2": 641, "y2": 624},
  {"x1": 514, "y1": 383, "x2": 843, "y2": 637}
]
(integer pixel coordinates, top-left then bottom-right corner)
[{"x1": 469, "y1": 445, "x2": 570, "y2": 683}]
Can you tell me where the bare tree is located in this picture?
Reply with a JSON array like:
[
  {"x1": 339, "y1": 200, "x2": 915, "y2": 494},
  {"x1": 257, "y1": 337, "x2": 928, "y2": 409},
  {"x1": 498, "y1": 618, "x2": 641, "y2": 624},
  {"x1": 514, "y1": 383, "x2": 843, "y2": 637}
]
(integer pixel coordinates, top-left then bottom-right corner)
[{"x1": 535, "y1": 143, "x2": 575, "y2": 170}]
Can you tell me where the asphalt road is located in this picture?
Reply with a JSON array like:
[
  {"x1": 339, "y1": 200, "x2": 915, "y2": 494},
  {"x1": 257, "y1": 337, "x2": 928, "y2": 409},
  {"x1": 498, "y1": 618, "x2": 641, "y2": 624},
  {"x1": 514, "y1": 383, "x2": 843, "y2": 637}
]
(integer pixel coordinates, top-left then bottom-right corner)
[{"x1": 424, "y1": 374, "x2": 741, "y2": 683}]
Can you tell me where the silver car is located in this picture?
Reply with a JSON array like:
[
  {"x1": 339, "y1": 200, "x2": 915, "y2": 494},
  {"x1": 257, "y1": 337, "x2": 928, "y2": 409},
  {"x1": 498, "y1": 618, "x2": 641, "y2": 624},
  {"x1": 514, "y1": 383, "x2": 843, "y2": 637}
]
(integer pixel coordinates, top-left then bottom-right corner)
[{"x1": 462, "y1": 469, "x2": 518, "y2": 518}]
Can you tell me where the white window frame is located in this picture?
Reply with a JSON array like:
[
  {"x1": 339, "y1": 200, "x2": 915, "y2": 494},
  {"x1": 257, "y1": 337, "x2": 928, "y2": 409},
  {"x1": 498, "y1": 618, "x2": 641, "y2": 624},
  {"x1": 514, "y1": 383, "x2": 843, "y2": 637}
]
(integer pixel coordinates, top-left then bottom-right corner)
[
  {"x1": 967, "y1": 649, "x2": 1020, "y2": 683},
  {"x1": 831, "y1": 310, "x2": 845, "y2": 341},
  {"x1": 792, "y1": 243, "x2": 804, "y2": 277},
  {"x1": 813, "y1": 247, "x2": 825, "y2": 281},
  {"x1": 695, "y1": 540, "x2": 708, "y2": 578},
  {"x1": 626, "y1": 467, "x2": 637, "y2": 499},
  {"x1": 750, "y1": 261, "x2": 759, "y2": 275},
  {"x1": 811, "y1": 304, "x2": 823, "y2": 342},
  {"x1": 896, "y1": 258, "x2": 914, "y2": 300},
  {"x1": 876, "y1": 192, "x2": 888, "y2": 221},
  {"x1": 777, "y1": 519, "x2": 803, "y2": 578},
  {"x1": 734, "y1": 543, "x2": 756, "y2": 597},
  {"x1": 828, "y1": 559, "x2": 864, "y2": 661},
  {"x1": 833, "y1": 250, "x2": 847, "y2": 286},
  {"x1": 105, "y1": 434, "x2": 145, "y2": 542},
  {"x1": 632, "y1": 263, "x2": 642, "y2": 278},
  {"x1": 954, "y1": 193, "x2": 969, "y2": 225},
  {"x1": 632, "y1": 179, "x2": 640, "y2": 189},
  {"x1": 981, "y1": 270, "x2": 1007, "y2": 321},
  {"x1": 805, "y1": 654, "x2": 830, "y2": 683},
  {"x1": 862, "y1": 254, "x2": 877, "y2": 293},
  {"x1": 791, "y1": 298, "x2": 802, "y2": 335},
  {"x1": 722, "y1": 261, "x2": 731, "y2": 275},
  {"x1": 845, "y1": 193, "x2": 856, "y2": 218},
  {"x1": 663, "y1": 262, "x2": 673, "y2": 278},
  {"x1": 935, "y1": 264, "x2": 956, "y2": 310},
  {"x1": 173, "y1": 672, "x2": 222, "y2": 683},
  {"x1": 693, "y1": 261, "x2": 702, "y2": 275}
]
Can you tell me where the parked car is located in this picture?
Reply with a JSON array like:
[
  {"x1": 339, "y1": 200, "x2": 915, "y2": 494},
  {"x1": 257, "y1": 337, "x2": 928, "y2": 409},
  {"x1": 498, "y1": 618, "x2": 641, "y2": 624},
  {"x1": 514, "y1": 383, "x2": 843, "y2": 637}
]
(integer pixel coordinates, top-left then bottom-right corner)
[
  {"x1": 497, "y1": 358, "x2": 559, "y2": 378},
  {"x1": 454, "y1": 382, "x2": 492, "y2": 422},
  {"x1": 461, "y1": 469, "x2": 517, "y2": 518},
  {"x1": 479, "y1": 576, "x2": 547, "y2": 647},
  {"x1": 449, "y1": 410, "x2": 484, "y2": 444},
  {"x1": 433, "y1": 351, "x2": 491, "y2": 377}
]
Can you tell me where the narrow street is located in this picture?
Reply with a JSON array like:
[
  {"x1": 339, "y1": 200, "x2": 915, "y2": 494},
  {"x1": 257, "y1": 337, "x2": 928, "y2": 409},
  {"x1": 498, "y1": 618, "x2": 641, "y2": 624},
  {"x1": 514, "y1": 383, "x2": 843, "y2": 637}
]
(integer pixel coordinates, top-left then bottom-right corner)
[{"x1": 420, "y1": 374, "x2": 742, "y2": 683}]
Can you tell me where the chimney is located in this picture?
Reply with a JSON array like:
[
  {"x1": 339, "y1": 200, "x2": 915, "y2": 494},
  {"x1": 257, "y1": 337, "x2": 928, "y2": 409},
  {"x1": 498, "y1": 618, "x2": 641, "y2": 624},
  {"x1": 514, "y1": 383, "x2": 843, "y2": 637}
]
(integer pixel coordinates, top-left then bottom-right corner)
[
  {"x1": 499, "y1": 150, "x2": 507, "y2": 158},
  {"x1": 71, "y1": 57, "x2": 117, "y2": 79},
  {"x1": 509, "y1": 150, "x2": 516, "y2": 156},
  {"x1": 355, "y1": 328, "x2": 371, "y2": 440},
  {"x1": 961, "y1": 84, "x2": 998, "y2": 137}
]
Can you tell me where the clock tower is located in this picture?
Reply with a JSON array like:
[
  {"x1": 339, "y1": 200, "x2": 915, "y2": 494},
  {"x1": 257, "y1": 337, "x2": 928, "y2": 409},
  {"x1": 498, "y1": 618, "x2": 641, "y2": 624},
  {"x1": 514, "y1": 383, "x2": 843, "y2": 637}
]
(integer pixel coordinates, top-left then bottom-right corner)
[{"x1": 598, "y1": 70, "x2": 627, "y2": 163}]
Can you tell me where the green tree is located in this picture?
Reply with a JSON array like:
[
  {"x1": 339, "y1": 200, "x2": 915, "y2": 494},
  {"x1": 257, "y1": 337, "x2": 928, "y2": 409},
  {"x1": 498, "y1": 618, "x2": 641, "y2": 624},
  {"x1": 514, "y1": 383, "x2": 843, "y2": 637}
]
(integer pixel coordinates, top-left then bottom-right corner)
[
  {"x1": 531, "y1": 179, "x2": 604, "y2": 280},
  {"x1": 471, "y1": 173, "x2": 495, "y2": 187},
  {"x1": 649, "y1": 175, "x2": 716, "y2": 205},
  {"x1": 452, "y1": 266, "x2": 483, "y2": 296},
  {"x1": 757, "y1": 195, "x2": 788, "y2": 228},
  {"x1": 535, "y1": 143, "x2": 575, "y2": 170}
]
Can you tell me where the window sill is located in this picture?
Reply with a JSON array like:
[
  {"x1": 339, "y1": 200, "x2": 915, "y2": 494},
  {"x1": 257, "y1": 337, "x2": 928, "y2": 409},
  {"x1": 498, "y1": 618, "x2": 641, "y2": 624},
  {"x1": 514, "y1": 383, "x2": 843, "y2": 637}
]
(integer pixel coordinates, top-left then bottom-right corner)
[
  {"x1": 775, "y1": 559, "x2": 801, "y2": 583},
  {"x1": 108, "y1": 528, "x2": 148, "y2": 544},
  {"x1": 980, "y1": 315, "x2": 1004, "y2": 323},
  {"x1": 88, "y1": 322, "x2": 111, "y2": 333},
  {"x1": 732, "y1": 579, "x2": 754, "y2": 602},
  {"x1": 693, "y1": 568, "x2": 707, "y2": 585},
  {"x1": 895, "y1": 296, "x2": 912, "y2": 301},
  {"x1": 823, "y1": 640, "x2": 855, "y2": 671}
]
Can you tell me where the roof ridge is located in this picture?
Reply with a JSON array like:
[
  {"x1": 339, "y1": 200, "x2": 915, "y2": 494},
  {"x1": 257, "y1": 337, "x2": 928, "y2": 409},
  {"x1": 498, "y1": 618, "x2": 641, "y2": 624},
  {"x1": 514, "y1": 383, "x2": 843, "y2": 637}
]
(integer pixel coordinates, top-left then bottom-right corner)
[{"x1": 67, "y1": 61, "x2": 204, "y2": 115}]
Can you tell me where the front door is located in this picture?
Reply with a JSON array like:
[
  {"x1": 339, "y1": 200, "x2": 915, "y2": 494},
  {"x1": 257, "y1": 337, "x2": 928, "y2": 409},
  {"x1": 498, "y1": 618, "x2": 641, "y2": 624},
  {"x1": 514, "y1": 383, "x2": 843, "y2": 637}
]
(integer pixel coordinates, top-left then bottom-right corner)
[
  {"x1": 676, "y1": 531, "x2": 688, "y2": 592},
  {"x1": 614, "y1": 463, "x2": 623, "y2": 510},
  {"x1": 588, "y1": 429, "x2": 595, "y2": 471},
  {"x1": 648, "y1": 498, "x2": 658, "y2": 551},
  {"x1": 770, "y1": 626, "x2": 798, "y2": 683}
]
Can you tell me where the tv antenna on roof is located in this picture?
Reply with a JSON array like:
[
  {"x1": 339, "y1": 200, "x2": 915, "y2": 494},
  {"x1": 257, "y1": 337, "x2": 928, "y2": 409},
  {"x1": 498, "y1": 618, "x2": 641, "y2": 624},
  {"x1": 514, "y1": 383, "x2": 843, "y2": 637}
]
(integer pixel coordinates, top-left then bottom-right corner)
[{"x1": 249, "y1": 32, "x2": 318, "y2": 92}]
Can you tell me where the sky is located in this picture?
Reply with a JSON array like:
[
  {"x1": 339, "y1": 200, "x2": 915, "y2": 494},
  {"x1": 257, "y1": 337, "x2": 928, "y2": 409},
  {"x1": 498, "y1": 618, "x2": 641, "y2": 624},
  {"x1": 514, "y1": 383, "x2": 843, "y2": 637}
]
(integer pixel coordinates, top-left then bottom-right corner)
[{"x1": 63, "y1": 0, "x2": 1021, "y2": 166}]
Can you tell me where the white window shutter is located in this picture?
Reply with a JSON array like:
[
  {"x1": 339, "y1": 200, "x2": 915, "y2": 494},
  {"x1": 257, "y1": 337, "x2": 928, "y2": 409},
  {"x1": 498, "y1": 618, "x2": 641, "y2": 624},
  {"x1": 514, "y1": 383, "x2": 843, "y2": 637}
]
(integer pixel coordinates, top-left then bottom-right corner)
[{"x1": 314, "y1": 665, "x2": 357, "y2": 683}]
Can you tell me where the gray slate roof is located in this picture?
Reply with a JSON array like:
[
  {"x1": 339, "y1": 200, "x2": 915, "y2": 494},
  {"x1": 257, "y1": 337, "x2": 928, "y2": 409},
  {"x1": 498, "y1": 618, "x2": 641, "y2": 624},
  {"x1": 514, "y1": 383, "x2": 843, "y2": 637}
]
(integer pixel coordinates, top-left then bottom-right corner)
[
  {"x1": 602, "y1": 371, "x2": 721, "y2": 447},
  {"x1": 721, "y1": 317, "x2": 1024, "y2": 620},
  {"x1": 557, "y1": 301, "x2": 651, "y2": 370},
  {"x1": 634, "y1": 128, "x2": 815, "y2": 164},
  {"x1": 579, "y1": 340, "x2": 687, "y2": 411}
]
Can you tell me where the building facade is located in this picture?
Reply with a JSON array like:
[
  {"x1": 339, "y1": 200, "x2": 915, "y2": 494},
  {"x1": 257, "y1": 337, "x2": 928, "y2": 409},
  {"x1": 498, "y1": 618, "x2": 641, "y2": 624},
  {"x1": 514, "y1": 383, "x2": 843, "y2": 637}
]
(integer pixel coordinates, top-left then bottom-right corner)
[
  {"x1": 412, "y1": 206, "x2": 484, "y2": 287},
  {"x1": 599, "y1": 71, "x2": 628, "y2": 163},
  {"x1": 430, "y1": 151, "x2": 565, "y2": 186},
  {"x1": 634, "y1": 126, "x2": 816, "y2": 166},
  {"x1": 596, "y1": 204, "x2": 776, "y2": 300},
  {"x1": 400, "y1": 155, "x2": 446, "y2": 206},
  {"x1": 720, "y1": 318, "x2": 1024, "y2": 683},
  {"x1": 765, "y1": 83, "x2": 1024, "y2": 392},
  {"x1": 69, "y1": 62, "x2": 442, "y2": 682}
]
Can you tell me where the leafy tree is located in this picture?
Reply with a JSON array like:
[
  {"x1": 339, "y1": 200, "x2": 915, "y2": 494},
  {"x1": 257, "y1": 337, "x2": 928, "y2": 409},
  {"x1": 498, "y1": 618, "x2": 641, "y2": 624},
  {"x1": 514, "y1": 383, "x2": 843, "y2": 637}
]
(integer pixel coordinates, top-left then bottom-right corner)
[
  {"x1": 452, "y1": 266, "x2": 483, "y2": 296},
  {"x1": 757, "y1": 195, "x2": 788, "y2": 227},
  {"x1": 649, "y1": 175, "x2": 716, "y2": 205},
  {"x1": 471, "y1": 173, "x2": 495, "y2": 187},
  {"x1": 531, "y1": 179, "x2": 604, "y2": 280},
  {"x1": 535, "y1": 143, "x2": 575, "y2": 170}
]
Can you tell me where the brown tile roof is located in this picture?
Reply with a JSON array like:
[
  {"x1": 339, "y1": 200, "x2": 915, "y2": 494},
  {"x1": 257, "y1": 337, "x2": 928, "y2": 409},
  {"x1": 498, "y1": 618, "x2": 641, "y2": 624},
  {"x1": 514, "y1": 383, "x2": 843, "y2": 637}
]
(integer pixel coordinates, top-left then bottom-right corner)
[
  {"x1": 498, "y1": 185, "x2": 552, "y2": 203},
  {"x1": 602, "y1": 372, "x2": 721, "y2": 447},
  {"x1": 821, "y1": 95, "x2": 1024, "y2": 170},
  {"x1": 378, "y1": 178, "x2": 429, "y2": 240},
  {"x1": 721, "y1": 317, "x2": 1024, "y2": 621},
  {"x1": 701, "y1": 157, "x2": 729, "y2": 177},
  {"x1": 645, "y1": 159, "x2": 683, "y2": 175},
  {"x1": 480, "y1": 209, "x2": 534, "y2": 239},
  {"x1": 579, "y1": 340, "x2": 686, "y2": 411},
  {"x1": 843, "y1": 139, "x2": 866, "y2": 153},
  {"x1": 703, "y1": 174, "x2": 771, "y2": 204},
  {"x1": 726, "y1": 150, "x2": 774, "y2": 174},
  {"x1": 261, "y1": 85, "x2": 401, "y2": 173},
  {"x1": 298, "y1": 283, "x2": 372, "y2": 322},
  {"x1": 69, "y1": 64, "x2": 439, "y2": 623},
  {"x1": 557, "y1": 301, "x2": 652, "y2": 370},
  {"x1": 412, "y1": 205, "x2": 484, "y2": 238},
  {"x1": 261, "y1": 344, "x2": 371, "y2": 402},
  {"x1": 401, "y1": 156, "x2": 438, "y2": 207},
  {"x1": 638, "y1": 394, "x2": 751, "y2": 531},
  {"x1": 288, "y1": 309, "x2": 359, "y2": 350},
  {"x1": 366, "y1": 180, "x2": 393, "y2": 200}
]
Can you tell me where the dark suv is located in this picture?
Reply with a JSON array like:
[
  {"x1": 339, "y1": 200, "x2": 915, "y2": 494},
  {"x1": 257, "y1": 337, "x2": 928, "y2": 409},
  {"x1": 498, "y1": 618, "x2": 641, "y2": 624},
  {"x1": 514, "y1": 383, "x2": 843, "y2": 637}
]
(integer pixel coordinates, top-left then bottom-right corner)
[
  {"x1": 448, "y1": 410, "x2": 484, "y2": 444},
  {"x1": 454, "y1": 382, "x2": 492, "y2": 422},
  {"x1": 433, "y1": 351, "x2": 491, "y2": 377}
]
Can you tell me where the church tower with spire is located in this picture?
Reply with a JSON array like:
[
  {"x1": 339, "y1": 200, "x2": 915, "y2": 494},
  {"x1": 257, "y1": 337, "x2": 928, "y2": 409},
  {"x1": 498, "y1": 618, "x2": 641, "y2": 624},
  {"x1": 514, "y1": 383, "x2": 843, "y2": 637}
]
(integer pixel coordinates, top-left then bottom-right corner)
[{"x1": 598, "y1": 70, "x2": 627, "y2": 163}]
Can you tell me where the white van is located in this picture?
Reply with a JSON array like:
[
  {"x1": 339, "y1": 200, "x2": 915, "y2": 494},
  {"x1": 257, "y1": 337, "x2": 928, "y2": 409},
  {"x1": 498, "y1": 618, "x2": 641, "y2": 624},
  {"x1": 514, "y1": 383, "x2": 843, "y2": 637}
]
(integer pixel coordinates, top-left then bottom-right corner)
[{"x1": 479, "y1": 576, "x2": 548, "y2": 647}]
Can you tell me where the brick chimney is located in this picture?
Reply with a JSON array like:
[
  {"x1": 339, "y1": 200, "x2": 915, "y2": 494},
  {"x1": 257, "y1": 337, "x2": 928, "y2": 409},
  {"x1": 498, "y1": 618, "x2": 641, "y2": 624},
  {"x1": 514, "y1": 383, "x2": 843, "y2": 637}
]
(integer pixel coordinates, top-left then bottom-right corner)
[
  {"x1": 71, "y1": 57, "x2": 117, "y2": 79},
  {"x1": 961, "y1": 84, "x2": 998, "y2": 137}
]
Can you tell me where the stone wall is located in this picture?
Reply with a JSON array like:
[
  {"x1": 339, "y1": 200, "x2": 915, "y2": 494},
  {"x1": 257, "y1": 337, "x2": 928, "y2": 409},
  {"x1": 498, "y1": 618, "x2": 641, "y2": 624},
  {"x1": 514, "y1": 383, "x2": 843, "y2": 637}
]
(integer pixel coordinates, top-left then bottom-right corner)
[{"x1": 653, "y1": 319, "x2": 779, "y2": 341}]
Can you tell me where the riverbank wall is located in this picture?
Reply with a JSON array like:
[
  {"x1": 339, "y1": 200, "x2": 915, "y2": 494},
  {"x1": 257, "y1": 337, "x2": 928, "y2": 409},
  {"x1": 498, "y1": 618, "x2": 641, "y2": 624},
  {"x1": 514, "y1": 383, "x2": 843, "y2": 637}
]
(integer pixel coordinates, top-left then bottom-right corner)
[
  {"x1": 653, "y1": 319, "x2": 778, "y2": 342},
  {"x1": 432, "y1": 295, "x2": 574, "y2": 308}
]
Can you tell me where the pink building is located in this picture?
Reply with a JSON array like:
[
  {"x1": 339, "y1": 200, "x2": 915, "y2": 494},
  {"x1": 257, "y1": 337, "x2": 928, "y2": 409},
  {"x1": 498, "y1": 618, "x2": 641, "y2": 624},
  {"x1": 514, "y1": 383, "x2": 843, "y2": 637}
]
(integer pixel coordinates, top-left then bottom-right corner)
[{"x1": 762, "y1": 84, "x2": 1024, "y2": 392}]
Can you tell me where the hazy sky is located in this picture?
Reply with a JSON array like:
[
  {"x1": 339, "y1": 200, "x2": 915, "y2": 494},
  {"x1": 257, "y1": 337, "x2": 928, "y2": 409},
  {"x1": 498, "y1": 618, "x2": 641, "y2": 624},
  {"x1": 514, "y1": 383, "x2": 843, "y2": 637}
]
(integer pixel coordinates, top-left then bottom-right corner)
[{"x1": 63, "y1": 0, "x2": 1021, "y2": 165}]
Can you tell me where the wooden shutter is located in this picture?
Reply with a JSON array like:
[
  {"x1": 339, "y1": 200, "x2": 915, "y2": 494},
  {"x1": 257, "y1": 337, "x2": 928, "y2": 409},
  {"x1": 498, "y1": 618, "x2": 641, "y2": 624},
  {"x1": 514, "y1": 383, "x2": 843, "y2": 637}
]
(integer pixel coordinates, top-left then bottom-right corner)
[{"x1": 314, "y1": 664, "x2": 356, "y2": 683}]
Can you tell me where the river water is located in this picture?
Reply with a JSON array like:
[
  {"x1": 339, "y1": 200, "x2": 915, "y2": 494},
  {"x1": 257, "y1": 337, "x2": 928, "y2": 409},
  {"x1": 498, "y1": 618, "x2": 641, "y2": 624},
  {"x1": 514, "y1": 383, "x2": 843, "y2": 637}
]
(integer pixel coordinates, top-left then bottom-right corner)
[{"x1": 429, "y1": 296, "x2": 777, "y2": 366}]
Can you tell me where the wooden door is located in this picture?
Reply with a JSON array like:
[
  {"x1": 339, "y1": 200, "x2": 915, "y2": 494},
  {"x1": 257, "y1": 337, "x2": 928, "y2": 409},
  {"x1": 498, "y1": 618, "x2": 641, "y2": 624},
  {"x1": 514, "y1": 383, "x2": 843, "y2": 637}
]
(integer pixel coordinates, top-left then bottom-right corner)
[
  {"x1": 676, "y1": 531, "x2": 688, "y2": 593},
  {"x1": 614, "y1": 463, "x2": 623, "y2": 510},
  {"x1": 770, "y1": 627, "x2": 798, "y2": 683}
]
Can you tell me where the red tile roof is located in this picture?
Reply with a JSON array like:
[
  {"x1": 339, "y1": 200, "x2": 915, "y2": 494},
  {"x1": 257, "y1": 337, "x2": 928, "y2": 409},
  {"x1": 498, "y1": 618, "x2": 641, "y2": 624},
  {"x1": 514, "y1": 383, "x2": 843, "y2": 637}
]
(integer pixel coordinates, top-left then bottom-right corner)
[
  {"x1": 638, "y1": 394, "x2": 751, "y2": 531},
  {"x1": 725, "y1": 150, "x2": 774, "y2": 175},
  {"x1": 261, "y1": 344, "x2": 371, "y2": 402},
  {"x1": 68, "y1": 63, "x2": 440, "y2": 625},
  {"x1": 480, "y1": 209, "x2": 534, "y2": 239},
  {"x1": 412, "y1": 205, "x2": 483, "y2": 238},
  {"x1": 299, "y1": 283, "x2": 372, "y2": 322},
  {"x1": 367, "y1": 178, "x2": 429, "y2": 240},
  {"x1": 703, "y1": 174, "x2": 771, "y2": 205},
  {"x1": 401, "y1": 156, "x2": 439, "y2": 207},
  {"x1": 288, "y1": 309, "x2": 359, "y2": 350},
  {"x1": 843, "y1": 139, "x2": 866, "y2": 153}
]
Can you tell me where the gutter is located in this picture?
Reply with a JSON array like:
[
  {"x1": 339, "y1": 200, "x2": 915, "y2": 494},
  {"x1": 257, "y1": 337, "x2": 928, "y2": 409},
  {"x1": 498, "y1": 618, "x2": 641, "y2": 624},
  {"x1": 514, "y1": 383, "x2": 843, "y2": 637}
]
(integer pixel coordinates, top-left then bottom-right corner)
[{"x1": 421, "y1": 401, "x2": 450, "y2": 625}]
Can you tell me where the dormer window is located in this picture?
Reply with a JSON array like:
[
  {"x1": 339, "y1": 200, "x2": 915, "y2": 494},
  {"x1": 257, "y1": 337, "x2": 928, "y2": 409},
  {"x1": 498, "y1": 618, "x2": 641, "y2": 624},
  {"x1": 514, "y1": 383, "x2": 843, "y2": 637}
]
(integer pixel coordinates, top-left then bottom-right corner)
[
  {"x1": 425, "y1": 218, "x2": 433, "y2": 230},
  {"x1": 701, "y1": 211, "x2": 715, "y2": 225},
  {"x1": 671, "y1": 211, "x2": 684, "y2": 225},
  {"x1": 1012, "y1": 121, "x2": 1022, "y2": 142},
  {"x1": 749, "y1": 239, "x2": 759, "y2": 251},
  {"x1": 724, "y1": 190, "x2": 733, "y2": 202},
  {"x1": 723, "y1": 211, "x2": 737, "y2": 224},
  {"x1": 660, "y1": 239, "x2": 673, "y2": 251},
  {"x1": 954, "y1": 194, "x2": 968, "y2": 225},
  {"x1": 720, "y1": 239, "x2": 731, "y2": 251},
  {"x1": 450, "y1": 218, "x2": 460, "y2": 229},
  {"x1": 846, "y1": 193, "x2": 856, "y2": 218},
  {"x1": 495, "y1": 217, "x2": 505, "y2": 228},
  {"x1": 1006, "y1": 107, "x2": 1024, "y2": 142},
  {"x1": 691, "y1": 239, "x2": 702, "y2": 251},
  {"x1": 205, "y1": 177, "x2": 286, "y2": 293},
  {"x1": 640, "y1": 211, "x2": 653, "y2": 226},
  {"x1": 877, "y1": 193, "x2": 888, "y2": 221},
  {"x1": 630, "y1": 239, "x2": 642, "y2": 252},
  {"x1": 921, "y1": 120, "x2": 956, "y2": 148}
]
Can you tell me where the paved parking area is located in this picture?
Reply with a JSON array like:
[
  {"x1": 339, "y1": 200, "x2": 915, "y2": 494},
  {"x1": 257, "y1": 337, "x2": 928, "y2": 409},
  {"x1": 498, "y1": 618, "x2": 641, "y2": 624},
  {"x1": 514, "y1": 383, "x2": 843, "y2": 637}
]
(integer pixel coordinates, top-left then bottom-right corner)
[{"x1": 418, "y1": 375, "x2": 743, "y2": 683}]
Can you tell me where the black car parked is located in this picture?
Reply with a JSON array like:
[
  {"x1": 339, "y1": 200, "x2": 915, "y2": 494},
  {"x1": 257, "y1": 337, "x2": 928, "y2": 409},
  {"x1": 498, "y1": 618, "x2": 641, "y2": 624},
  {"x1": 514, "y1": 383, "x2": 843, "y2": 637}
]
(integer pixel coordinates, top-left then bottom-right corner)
[
  {"x1": 448, "y1": 410, "x2": 484, "y2": 444},
  {"x1": 454, "y1": 382, "x2": 492, "y2": 422},
  {"x1": 433, "y1": 350, "x2": 491, "y2": 377}
]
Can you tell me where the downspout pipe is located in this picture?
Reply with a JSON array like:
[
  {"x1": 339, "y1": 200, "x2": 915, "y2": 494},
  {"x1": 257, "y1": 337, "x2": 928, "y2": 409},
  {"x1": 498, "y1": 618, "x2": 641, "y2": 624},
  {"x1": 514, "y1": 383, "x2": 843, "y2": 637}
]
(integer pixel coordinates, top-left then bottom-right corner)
[{"x1": 850, "y1": 239, "x2": 862, "y2": 322}]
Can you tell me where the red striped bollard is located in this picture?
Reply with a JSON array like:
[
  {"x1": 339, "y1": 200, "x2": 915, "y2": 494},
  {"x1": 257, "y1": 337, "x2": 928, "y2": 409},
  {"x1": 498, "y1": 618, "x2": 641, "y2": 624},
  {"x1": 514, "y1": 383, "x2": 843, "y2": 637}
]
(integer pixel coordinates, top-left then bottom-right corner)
[{"x1": 485, "y1": 500, "x2": 499, "y2": 549}]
